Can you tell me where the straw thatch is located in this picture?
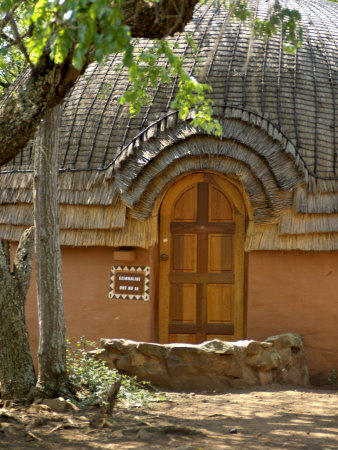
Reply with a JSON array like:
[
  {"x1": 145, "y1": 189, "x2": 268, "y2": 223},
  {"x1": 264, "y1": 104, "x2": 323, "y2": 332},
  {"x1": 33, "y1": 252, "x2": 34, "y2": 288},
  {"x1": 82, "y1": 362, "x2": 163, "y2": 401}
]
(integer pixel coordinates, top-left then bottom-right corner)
[
  {"x1": 245, "y1": 222, "x2": 338, "y2": 252},
  {"x1": 0, "y1": 0, "x2": 337, "y2": 250},
  {"x1": 294, "y1": 187, "x2": 338, "y2": 214},
  {"x1": 0, "y1": 203, "x2": 126, "y2": 229},
  {"x1": 279, "y1": 210, "x2": 338, "y2": 235},
  {"x1": 116, "y1": 122, "x2": 300, "y2": 222},
  {"x1": 0, "y1": 214, "x2": 157, "y2": 248}
]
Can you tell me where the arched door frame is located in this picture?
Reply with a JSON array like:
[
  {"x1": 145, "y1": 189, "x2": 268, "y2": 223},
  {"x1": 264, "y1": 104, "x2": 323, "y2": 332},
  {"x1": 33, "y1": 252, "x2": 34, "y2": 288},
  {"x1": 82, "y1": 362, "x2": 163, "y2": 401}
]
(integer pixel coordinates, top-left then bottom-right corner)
[{"x1": 158, "y1": 171, "x2": 247, "y2": 344}]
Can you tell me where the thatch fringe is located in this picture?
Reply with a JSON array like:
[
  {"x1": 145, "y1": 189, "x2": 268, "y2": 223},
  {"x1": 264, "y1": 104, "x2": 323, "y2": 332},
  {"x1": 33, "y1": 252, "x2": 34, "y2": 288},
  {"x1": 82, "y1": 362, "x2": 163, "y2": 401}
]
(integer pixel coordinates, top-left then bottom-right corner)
[
  {"x1": 61, "y1": 215, "x2": 157, "y2": 248},
  {"x1": 60, "y1": 203, "x2": 126, "y2": 229},
  {"x1": 0, "y1": 204, "x2": 33, "y2": 226},
  {"x1": 279, "y1": 210, "x2": 338, "y2": 235},
  {"x1": 0, "y1": 224, "x2": 32, "y2": 242},
  {"x1": 0, "y1": 171, "x2": 32, "y2": 189},
  {"x1": 0, "y1": 182, "x2": 119, "y2": 206},
  {"x1": 58, "y1": 170, "x2": 108, "y2": 191},
  {"x1": 112, "y1": 106, "x2": 337, "y2": 197},
  {"x1": 128, "y1": 155, "x2": 288, "y2": 224},
  {"x1": 1, "y1": 208, "x2": 337, "y2": 251},
  {"x1": 0, "y1": 169, "x2": 119, "y2": 205},
  {"x1": 0, "y1": 188, "x2": 32, "y2": 204},
  {"x1": 114, "y1": 117, "x2": 303, "y2": 194},
  {"x1": 119, "y1": 135, "x2": 296, "y2": 224},
  {"x1": 0, "y1": 202, "x2": 126, "y2": 229},
  {"x1": 305, "y1": 176, "x2": 338, "y2": 195},
  {"x1": 245, "y1": 222, "x2": 338, "y2": 251},
  {"x1": 0, "y1": 169, "x2": 108, "y2": 191},
  {"x1": 3, "y1": 222, "x2": 337, "y2": 252},
  {"x1": 58, "y1": 185, "x2": 120, "y2": 205},
  {"x1": 111, "y1": 106, "x2": 334, "y2": 191},
  {"x1": 294, "y1": 187, "x2": 338, "y2": 214},
  {"x1": 0, "y1": 215, "x2": 157, "y2": 248}
]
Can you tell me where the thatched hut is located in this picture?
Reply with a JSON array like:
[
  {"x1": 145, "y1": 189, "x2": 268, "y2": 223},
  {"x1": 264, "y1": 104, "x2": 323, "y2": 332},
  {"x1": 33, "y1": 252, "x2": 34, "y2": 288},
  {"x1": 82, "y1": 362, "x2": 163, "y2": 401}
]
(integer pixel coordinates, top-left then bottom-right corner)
[{"x1": 0, "y1": 0, "x2": 337, "y2": 383}]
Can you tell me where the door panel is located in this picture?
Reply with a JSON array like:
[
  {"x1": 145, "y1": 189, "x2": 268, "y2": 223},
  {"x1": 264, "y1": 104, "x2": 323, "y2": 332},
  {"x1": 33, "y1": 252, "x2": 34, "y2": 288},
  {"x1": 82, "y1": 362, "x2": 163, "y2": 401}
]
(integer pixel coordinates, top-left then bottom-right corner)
[
  {"x1": 173, "y1": 186, "x2": 197, "y2": 221},
  {"x1": 172, "y1": 234, "x2": 197, "y2": 271},
  {"x1": 209, "y1": 186, "x2": 233, "y2": 221},
  {"x1": 207, "y1": 284, "x2": 233, "y2": 323},
  {"x1": 208, "y1": 235, "x2": 233, "y2": 272},
  {"x1": 159, "y1": 172, "x2": 245, "y2": 344},
  {"x1": 170, "y1": 284, "x2": 196, "y2": 323}
]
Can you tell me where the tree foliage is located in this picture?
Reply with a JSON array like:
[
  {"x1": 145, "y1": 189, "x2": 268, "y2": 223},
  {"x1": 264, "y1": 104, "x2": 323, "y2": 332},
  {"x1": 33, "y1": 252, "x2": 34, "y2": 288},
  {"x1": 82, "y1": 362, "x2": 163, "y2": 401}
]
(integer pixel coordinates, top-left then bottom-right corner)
[
  {"x1": 254, "y1": 4, "x2": 302, "y2": 51},
  {"x1": 0, "y1": 0, "x2": 303, "y2": 166}
]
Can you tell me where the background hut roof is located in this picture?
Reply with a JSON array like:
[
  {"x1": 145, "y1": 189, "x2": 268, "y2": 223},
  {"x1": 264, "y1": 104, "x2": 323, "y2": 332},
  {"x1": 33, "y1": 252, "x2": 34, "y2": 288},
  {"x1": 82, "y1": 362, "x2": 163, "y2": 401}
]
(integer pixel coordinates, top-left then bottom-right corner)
[{"x1": 0, "y1": 0, "x2": 337, "y2": 250}]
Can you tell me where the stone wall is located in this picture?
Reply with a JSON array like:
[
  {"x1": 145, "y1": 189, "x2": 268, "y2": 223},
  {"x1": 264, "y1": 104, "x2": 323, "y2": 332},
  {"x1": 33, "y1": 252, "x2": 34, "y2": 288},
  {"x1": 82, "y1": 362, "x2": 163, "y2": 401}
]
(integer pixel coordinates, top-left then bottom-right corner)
[{"x1": 95, "y1": 333, "x2": 309, "y2": 391}]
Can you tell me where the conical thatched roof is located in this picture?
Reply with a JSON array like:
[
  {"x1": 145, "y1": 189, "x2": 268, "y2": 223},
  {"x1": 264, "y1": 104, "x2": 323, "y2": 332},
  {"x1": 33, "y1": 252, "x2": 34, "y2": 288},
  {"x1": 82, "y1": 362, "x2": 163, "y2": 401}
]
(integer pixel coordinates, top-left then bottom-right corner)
[{"x1": 0, "y1": 0, "x2": 337, "y2": 250}]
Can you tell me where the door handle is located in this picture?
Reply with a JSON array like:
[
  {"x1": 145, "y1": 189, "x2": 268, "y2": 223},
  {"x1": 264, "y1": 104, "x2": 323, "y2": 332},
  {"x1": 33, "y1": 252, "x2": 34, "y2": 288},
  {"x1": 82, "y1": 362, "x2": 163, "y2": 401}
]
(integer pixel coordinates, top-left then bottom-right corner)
[{"x1": 160, "y1": 253, "x2": 168, "y2": 261}]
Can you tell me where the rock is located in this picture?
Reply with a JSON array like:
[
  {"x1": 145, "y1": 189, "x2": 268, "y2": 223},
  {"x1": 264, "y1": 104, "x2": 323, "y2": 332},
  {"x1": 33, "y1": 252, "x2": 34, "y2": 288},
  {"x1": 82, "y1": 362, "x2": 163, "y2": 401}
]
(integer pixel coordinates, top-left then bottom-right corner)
[
  {"x1": 136, "y1": 428, "x2": 152, "y2": 440},
  {"x1": 115, "y1": 355, "x2": 132, "y2": 372},
  {"x1": 41, "y1": 398, "x2": 74, "y2": 413},
  {"x1": 199, "y1": 340, "x2": 235, "y2": 354},
  {"x1": 137, "y1": 342, "x2": 167, "y2": 358},
  {"x1": 265, "y1": 333, "x2": 303, "y2": 351},
  {"x1": 227, "y1": 361, "x2": 245, "y2": 378},
  {"x1": 246, "y1": 341, "x2": 263, "y2": 356},
  {"x1": 258, "y1": 370, "x2": 274, "y2": 386},
  {"x1": 97, "y1": 333, "x2": 309, "y2": 392}
]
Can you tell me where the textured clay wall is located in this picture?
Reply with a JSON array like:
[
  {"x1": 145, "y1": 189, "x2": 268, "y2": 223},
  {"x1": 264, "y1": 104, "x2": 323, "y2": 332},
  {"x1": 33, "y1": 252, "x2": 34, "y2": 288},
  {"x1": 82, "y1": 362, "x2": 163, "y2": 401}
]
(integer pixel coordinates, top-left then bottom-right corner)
[
  {"x1": 25, "y1": 246, "x2": 157, "y2": 363},
  {"x1": 22, "y1": 246, "x2": 338, "y2": 383},
  {"x1": 247, "y1": 251, "x2": 338, "y2": 384}
]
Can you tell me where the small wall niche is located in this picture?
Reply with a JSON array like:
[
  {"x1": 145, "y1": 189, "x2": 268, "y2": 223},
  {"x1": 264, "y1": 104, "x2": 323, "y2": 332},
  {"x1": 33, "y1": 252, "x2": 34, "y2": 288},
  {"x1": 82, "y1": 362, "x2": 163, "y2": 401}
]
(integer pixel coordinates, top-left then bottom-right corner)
[{"x1": 113, "y1": 246, "x2": 136, "y2": 262}]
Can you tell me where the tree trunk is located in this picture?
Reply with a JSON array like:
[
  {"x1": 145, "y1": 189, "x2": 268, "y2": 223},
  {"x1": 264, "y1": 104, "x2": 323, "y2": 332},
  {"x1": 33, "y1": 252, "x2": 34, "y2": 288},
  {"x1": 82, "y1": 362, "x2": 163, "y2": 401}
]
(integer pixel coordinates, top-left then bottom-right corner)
[
  {"x1": 0, "y1": 228, "x2": 36, "y2": 400},
  {"x1": 33, "y1": 106, "x2": 69, "y2": 396}
]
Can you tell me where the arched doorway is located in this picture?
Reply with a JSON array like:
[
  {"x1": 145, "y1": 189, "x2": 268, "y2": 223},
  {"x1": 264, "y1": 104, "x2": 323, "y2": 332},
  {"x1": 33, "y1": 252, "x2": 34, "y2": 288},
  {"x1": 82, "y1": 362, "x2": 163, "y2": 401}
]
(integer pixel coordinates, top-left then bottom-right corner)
[{"x1": 158, "y1": 172, "x2": 246, "y2": 344}]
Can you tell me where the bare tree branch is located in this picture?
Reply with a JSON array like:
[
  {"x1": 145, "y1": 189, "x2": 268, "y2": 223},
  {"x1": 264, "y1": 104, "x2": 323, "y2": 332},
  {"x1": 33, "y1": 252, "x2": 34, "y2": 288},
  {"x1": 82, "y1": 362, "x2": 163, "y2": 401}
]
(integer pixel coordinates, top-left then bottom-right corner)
[
  {"x1": 0, "y1": 31, "x2": 16, "y2": 45},
  {"x1": 10, "y1": 18, "x2": 32, "y2": 65},
  {"x1": 0, "y1": 0, "x2": 24, "y2": 34}
]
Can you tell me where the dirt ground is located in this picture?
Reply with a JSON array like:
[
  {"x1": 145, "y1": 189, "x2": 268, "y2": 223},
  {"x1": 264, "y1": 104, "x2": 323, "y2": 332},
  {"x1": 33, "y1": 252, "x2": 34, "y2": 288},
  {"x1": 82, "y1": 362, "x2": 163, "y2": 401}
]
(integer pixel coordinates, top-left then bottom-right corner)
[{"x1": 1, "y1": 386, "x2": 338, "y2": 449}]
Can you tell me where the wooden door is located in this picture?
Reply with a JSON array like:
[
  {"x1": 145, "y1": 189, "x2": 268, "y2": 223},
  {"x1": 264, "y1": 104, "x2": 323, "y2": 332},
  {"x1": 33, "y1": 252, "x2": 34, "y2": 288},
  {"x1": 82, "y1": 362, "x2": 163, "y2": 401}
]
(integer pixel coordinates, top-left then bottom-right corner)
[{"x1": 159, "y1": 173, "x2": 245, "y2": 344}]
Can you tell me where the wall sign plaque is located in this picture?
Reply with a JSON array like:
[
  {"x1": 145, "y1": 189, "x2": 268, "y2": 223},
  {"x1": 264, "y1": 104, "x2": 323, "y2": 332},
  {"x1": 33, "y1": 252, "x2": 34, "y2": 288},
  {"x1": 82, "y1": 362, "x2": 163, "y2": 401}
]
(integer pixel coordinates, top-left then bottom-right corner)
[{"x1": 109, "y1": 266, "x2": 150, "y2": 301}]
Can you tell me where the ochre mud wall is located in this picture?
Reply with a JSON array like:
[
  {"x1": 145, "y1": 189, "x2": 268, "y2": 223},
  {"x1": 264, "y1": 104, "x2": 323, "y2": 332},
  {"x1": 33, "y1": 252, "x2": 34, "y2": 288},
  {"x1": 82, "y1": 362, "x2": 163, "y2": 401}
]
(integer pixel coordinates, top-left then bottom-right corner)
[
  {"x1": 247, "y1": 251, "x2": 338, "y2": 384},
  {"x1": 24, "y1": 245, "x2": 157, "y2": 364},
  {"x1": 22, "y1": 245, "x2": 338, "y2": 384}
]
